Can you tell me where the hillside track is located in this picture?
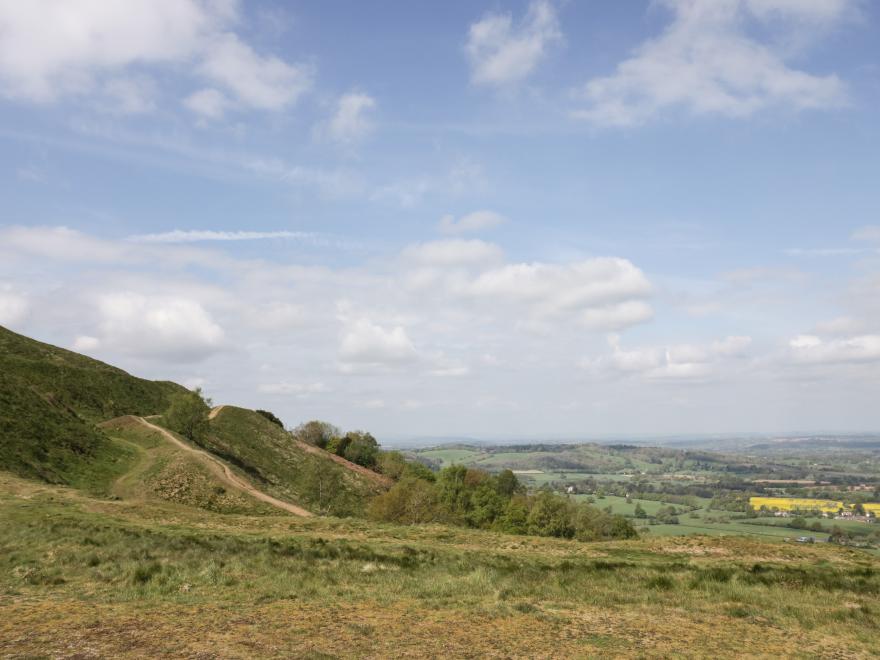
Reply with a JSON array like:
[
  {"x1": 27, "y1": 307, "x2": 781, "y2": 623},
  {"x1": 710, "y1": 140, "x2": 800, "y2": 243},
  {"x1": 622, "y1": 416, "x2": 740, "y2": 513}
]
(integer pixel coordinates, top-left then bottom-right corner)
[{"x1": 133, "y1": 416, "x2": 312, "y2": 517}]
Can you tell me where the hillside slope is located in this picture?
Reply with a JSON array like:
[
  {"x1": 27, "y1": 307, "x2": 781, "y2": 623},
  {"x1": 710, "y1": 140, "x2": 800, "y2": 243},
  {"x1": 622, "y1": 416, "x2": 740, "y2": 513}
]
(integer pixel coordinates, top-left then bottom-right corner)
[
  {"x1": 100, "y1": 415, "x2": 289, "y2": 516},
  {"x1": 0, "y1": 325, "x2": 185, "y2": 491},
  {"x1": 196, "y1": 405, "x2": 390, "y2": 516}
]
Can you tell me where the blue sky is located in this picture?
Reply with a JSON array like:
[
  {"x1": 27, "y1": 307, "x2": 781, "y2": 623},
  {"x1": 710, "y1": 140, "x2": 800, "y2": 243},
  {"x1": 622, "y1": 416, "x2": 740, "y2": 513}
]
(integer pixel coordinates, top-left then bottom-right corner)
[{"x1": 1, "y1": 0, "x2": 879, "y2": 440}]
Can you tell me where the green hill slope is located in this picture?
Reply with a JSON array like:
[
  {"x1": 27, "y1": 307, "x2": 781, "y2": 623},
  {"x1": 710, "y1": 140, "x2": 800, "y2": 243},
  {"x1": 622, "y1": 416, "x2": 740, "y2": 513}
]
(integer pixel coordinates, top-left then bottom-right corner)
[
  {"x1": 0, "y1": 325, "x2": 185, "y2": 492},
  {"x1": 196, "y1": 406, "x2": 390, "y2": 516},
  {"x1": 0, "y1": 325, "x2": 387, "y2": 514}
]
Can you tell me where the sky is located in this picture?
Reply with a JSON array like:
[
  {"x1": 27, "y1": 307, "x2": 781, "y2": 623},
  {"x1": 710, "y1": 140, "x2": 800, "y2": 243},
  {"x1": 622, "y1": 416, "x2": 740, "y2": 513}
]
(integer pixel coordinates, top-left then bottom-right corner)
[{"x1": 1, "y1": 0, "x2": 879, "y2": 441}]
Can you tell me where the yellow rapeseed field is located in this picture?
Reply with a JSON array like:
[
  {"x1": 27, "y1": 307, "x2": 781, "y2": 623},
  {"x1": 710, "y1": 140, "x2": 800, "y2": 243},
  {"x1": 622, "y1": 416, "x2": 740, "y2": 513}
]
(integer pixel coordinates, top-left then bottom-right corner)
[{"x1": 750, "y1": 496, "x2": 880, "y2": 514}]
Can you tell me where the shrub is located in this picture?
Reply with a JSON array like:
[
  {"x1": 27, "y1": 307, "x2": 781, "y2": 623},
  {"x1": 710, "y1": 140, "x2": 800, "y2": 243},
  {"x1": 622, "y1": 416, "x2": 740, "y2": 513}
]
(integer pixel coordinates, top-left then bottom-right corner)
[{"x1": 255, "y1": 409, "x2": 284, "y2": 428}]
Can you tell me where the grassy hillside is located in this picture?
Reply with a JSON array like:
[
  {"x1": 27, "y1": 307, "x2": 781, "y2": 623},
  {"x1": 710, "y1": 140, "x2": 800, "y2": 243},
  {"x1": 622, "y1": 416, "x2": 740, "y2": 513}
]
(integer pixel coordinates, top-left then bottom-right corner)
[
  {"x1": 102, "y1": 416, "x2": 278, "y2": 516},
  {"x1": 0, "y1": 325, "x2": 185, "y2": 492},
  {"x1": 1, "y1": 471, "x2": 877, "y2": 658},
  {"x1": 192, "y1": 405, "x2": 388, "y2": 516}
]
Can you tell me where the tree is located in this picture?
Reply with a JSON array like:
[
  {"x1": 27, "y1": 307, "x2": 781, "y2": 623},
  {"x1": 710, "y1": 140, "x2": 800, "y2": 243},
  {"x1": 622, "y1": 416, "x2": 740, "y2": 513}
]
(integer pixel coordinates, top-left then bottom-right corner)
[
  {"x1": 495, "y1": 469, "x2": 523, "y2": 498},
  {"x1": 634, "y1": 502, "x2": 648, "y2": 519},
  {"x1": 829, "y1": 526, "x2": 849, "y2": 545},
  {"x1": 293, "y1": 420, "x2": 340, "y2": 449},
  {"x1": 367, "y1": 476, "x2": 439, "y2": 524},
  {"x1": 527, "y1": 491, "x2": 574, "y2": 539},
  {"x1": 467, "y1": 483, "x2": 506, "y2": 528},
  {"x1": 495, "y1": 495, "x2": 529, "y2": 534},
  {"x1": 164, "y1": 387, "x2": 211, "y2": 443},
  {"x1": 377, "y1": 451, "x2": 436, "y2": 482},
  {"x1": 343, "y1": 431, "x2": 379, "y2": 468},
  {"x1": 300, "y1": 457, "x2": 347, "y2": 515},
  {"x1": 435, "y1": 465, "x2": 470, "y2": 523}
]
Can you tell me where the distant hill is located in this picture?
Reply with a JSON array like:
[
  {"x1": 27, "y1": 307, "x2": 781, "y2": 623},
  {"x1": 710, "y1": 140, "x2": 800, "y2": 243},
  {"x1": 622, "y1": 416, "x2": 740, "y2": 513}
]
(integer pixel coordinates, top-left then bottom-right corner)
[{"x1": 0, "y1": 325, "x2": 185, "y2": 491}]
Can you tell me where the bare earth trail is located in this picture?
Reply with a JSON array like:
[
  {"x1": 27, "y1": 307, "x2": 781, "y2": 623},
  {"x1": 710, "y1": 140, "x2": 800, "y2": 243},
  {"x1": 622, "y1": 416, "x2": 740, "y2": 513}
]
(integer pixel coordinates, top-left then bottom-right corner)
[
  {"x1": 133, "y1": 416, "x2": 312, "y2": 517},
  {"x1": 207, "y1": 405, "x2": 226, "y2": 420}
]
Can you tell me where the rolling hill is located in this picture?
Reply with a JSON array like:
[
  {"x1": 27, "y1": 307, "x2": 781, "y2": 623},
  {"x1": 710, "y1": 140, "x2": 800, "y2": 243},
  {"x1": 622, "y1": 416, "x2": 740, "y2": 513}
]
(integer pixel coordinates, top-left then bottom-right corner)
[
  {"x1": 0, "y1": 325, "x2": 388, "y2": 514},
  {"x1": 0, "y1": 325, "x2": 185, "y2": 492},
  {"x1": 196, "y1": 405, "x2": 390, "y2": 516}
]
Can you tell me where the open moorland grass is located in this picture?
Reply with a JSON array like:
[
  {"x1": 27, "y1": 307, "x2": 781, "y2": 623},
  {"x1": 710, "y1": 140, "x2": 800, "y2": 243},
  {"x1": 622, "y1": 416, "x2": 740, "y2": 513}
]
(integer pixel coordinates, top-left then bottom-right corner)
[{"x1": 1, "y1": 472, "x2": 879, "y2": 658}]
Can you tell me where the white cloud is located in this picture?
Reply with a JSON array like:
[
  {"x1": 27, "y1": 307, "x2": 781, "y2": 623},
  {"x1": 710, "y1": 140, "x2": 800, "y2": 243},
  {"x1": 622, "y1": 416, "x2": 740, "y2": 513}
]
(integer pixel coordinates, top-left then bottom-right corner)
[
  {"x1": 814, "y1": 316, "x2": 866, "y2": 336},
  {"x1": 589, "y1": 334, "x2": 753, "y2": 381},
  {"x1": 466, "y1": 0, "x2": 561, "y2": 86},
  {"x1": 0, "y1": 226, "x2": 127, "y2": 262},
  {"x1": 318, "y1": 91, "x2": 376, "y2": 144},
  {"x1": 248, "y1": 302, "x2": 307, "y2": 331},
  {"x1": 198, "y1": 32, "x2": 312, "y2": 111},
  {"x1": 93, "y1": 292, "x2": 225, "y2": 362},
  {"x1": 789, "y1": 334, "x2": 880, "y2": 364},
  {"x1": 852, "y1": 226, "x2": 880, "y2": 243},
  {"x1": 0, "y1": 285, "x2": 28, "y2": 326},
  {"x1": 428, "y1": 364, "x2": 471, "y2": 378},
  {"x1": 0, "y1": 0, "x2": 310, "y2": 114},
  {"x1": 183, "y1": 87, "x2": 229, "y2": 119},
  {"x1": 338, "y1": 319, "x2": 419, "y2": 369},
  {"x1": 402, "y1": 239, "x2": 504, "y2": 268},
  {"x1": 438, "y1": 210, "x2": 507, "y2": 235},
  {"x1": 258, "y1": 381, "x2": 329, "y2": 396},
  {"x1": 572, "y1": 0, "x2": 849, "y2": 126},
  {"x1": 128, "y1": 229, "x2": 317, "y2": 243},
  {"x1": 72, "y1": 335, "x2": 100, "y2": 351},
  {"x1": 0, "y1": 0, "x2": 217, "y2": 101},
  {"x1": 743, "y1": 0, "x2": 855, "y2": 23},
  {"x1": 101, "y1": 76, "x2": 157, "y2": 114},
  {"x1": 464, "y1": 258, "x2": 653, "y2": 329}
]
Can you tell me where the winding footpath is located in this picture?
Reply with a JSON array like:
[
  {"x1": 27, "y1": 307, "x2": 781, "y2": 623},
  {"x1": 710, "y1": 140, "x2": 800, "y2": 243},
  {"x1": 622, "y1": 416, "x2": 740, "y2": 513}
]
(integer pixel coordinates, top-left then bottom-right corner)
[{"x1": 133, "y1": 416, "x2": 312, "y2": 517}]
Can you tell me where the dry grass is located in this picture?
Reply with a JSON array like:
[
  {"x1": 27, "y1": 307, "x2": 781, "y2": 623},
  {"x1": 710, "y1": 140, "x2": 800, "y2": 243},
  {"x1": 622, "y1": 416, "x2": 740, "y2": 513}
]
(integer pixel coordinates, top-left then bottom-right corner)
[{"x1": 1, "y1": 470, "x2": 879, "y2": 659}]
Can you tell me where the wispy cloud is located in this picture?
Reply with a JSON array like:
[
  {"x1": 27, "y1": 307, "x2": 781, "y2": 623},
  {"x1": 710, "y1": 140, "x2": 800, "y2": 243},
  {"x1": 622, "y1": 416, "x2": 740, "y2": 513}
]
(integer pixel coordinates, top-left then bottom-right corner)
[
  {"x1": 785, "y1": 247, "x2": 874, "y2": 257},
  {"x1": 572, "y1": 0, "x2": 851, "y2": 127},
  {"x1": 466, "y1": 0, "x2": 561, "y2": 87},
  {"x1": 128, "y1": 229, "x2": 319, "y2": 243}
]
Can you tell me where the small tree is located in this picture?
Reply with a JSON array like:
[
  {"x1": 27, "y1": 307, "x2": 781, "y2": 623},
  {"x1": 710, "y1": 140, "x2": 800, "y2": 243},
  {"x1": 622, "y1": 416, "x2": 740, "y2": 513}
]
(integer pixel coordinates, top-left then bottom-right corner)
[
  {"x1": 164, "y1": 387, "x2": 211, "y2": 443},
  {"x1": 343, "y1": 431, "x2": 379, "y2": 468},
  {"x1": 634, "y1": 502, "x2": 647, "y2": 519},
  {"x1": 301, "y1": 458, "x2": 346, "y2": 515},
  {"x1": 495, "y1": 469, "x2": 523, "y2": 498},
  {"x1": 292, "y1": 420, "x2": 340, "y2": 449}
]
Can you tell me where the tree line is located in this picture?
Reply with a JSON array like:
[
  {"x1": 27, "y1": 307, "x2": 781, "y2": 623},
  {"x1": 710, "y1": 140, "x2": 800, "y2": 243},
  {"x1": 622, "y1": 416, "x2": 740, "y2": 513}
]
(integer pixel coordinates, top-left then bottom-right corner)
[{"x1": 368, "y1": 464, "x2": 637, "y2": 541}]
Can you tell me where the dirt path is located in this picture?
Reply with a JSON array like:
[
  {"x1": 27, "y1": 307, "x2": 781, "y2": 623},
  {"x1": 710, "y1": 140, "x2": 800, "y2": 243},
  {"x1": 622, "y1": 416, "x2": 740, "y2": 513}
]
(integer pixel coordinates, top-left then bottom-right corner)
[
  {"x1": 207, "y1": 405, "x2": 226, "y2": 420},
  {"x1": 133, "y1": 417, "x2": 312, "y2": 517}
]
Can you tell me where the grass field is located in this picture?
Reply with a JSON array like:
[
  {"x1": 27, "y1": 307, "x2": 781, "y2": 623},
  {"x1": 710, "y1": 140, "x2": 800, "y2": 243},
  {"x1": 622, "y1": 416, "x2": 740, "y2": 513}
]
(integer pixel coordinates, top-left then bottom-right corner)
[
  {"x1": 416, "y1": 448, "x2": 485, "y2": 466},
  {"x1": 576, "y1": 494, "x2": 674, "y2": 517},
  {"x1": 2, "y1": 470, "x2": 879, "y2": 658}
]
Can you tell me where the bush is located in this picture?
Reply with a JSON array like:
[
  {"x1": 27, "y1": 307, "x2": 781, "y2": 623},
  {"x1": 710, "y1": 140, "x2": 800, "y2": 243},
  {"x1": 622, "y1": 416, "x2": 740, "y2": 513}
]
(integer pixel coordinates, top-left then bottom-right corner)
[
  {"x1": 292, "y1": 420, "x2": 340, "y2": 449},
  {"x1": 255, "y1": 409, "x2": 284, "y2": 428},
  {"x1": 343, "y1": 431, "x2": 379, "y2": 468},
  {"x1": 367, "y1": 476, "x2": 439, "y2": 524}
]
